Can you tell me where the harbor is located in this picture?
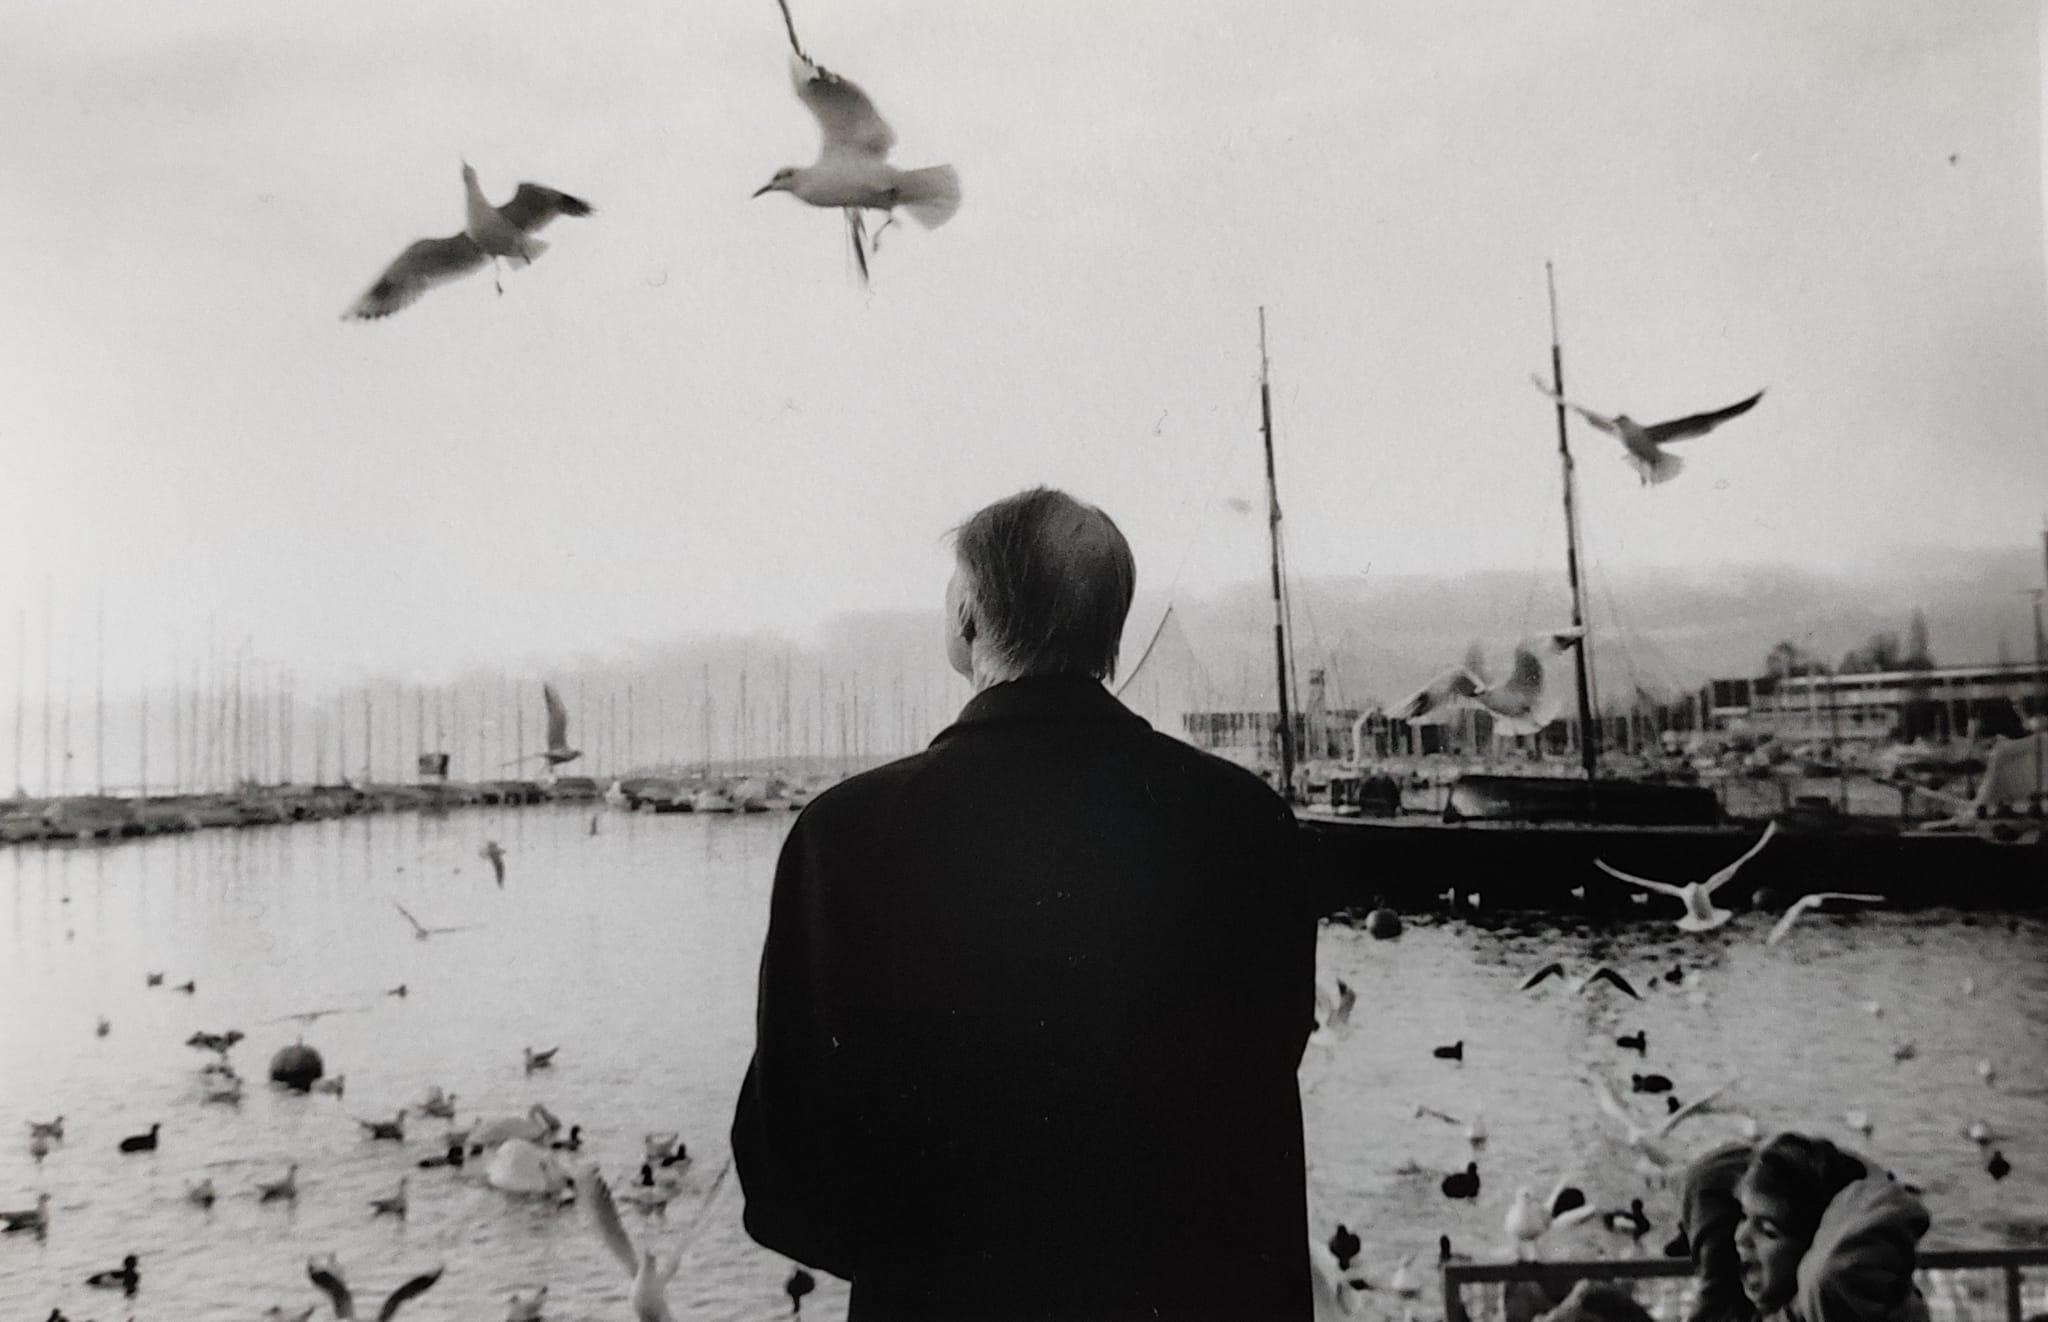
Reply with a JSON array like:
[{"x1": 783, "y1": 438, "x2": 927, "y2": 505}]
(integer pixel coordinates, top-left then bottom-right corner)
[{"x1": 3, "y1": 806, "x2": 2045, "y2": 1320}]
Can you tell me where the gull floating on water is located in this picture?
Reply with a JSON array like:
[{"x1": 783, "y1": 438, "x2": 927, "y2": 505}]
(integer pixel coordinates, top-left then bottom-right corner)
[
  {"x1": 578, "y1": 1165, "x2": 683, "y2": 1321},
  {"x1": 1506, "y1": 1179, "x2": 1597, "y2": 1258},
  {"x1": 1393, "y1": 629, "x2": 1584, "y2": 737},
  {"x1": 1530, "y1": 377, "x2": 1766, "y2": 486},
  {"x1": 370, "y1": 1178, "x2": 408, "y2": 1218},
  {"x1": 185, "y1": 1178, "x2": 216, "y2": 1208},
  {"x1": 264, "y1": 1307, "x2": 315, "y2": 1322},
  {"x1": 506, "y1": 1285, "x2": 549, "y2": 1321},
  {"x1": 754, "y1": 53, "x2": 961, "y2": 286},
  {"x1": 345, "y1": 162, "x2": 593, "y2": 320},
  {"x1": 417, "y1": 1086, "x2": 457, "y2": 1120},
  {"x1": 308, "y1": 1254, "x2": 443, "y2": 1320},
  {"x1": 525, "y1": 1045, "x2": 559, "y2": 1073},
  {"x1": 0, "y1": 1193, "x2": 50, "y2": 1235},
  {"x1": 257, "y1": 1164, "x2": 300, "y2": 1202},
  {"x1": 313, "y1": 1074, "x2": 346, "y2": 1097},
  {"x1": 1766, "y1": 891, "x2": 1885, "y2": 945},
  {"x1": 480, "y1": 840, "x2": 506, "y2": 888},
  {"x1": 1594, "y1": 822, "x2": 1778, "y2": 932}
]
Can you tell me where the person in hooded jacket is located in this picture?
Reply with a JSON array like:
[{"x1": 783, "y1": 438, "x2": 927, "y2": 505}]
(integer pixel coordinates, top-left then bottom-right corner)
[{"x1": 1678, "y1": 1133, "x2": 1930, "y2": 1322}]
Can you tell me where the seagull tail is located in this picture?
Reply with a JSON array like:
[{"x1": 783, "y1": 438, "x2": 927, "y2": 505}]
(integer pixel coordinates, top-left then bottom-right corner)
[
  {"x1": 897, "y1": 165, "x2": 962, "y2": 229},
  {"x1": 512, "y1": 236, "x2": 550, "y2": 266},
  {"x1": 1627, "y1": 449, "x2": 1685, "y2": 486}
]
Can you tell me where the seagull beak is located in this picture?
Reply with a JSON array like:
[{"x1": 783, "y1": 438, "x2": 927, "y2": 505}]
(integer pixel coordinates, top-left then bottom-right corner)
[{"x1": 751, "y1": 179, "x2": 779, "y2": 198}]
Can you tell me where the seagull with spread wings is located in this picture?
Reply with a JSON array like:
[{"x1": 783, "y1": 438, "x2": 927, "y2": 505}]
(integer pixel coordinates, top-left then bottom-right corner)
[
  {"x1": 1392, "y1": 628, "x2": 1584, "y2": 737},
  {"x1": 1530, "y1": 377, "x2": 1765, "y2": 486},
  {"x1": 391, "y1": 899, "x2": 478, "y2": 942},
  {"x1": 345, "y1": 163, "x2": 593, "y2": 320},
  {"x1": 1766, "y1": 891, "x2": 1886, "y2": 946},
  {"x1": 506, "y1": 683, "x2": 582, "y2": 769},
  {"x1": 306, "y1": 1254, "x2": 442, "y2": 1320},
  {"x1": 577, "y1": 1166, "x2": 683, "y2": 1321},
  {"x1": 1594, "y1": 822, "x2": 1778, "y2": 933},
  {"x1": 1589, "y1": 1075, "x2": 1735, "y2": 1166},
  {"x1": 754, "y1": 53, "x2": 961, "y2": 285}
]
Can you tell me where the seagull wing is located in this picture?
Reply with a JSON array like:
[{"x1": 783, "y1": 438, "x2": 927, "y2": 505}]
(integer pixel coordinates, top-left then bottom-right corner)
[
  {"x1": 1585, "y1": 967, "x2": 1642, "y2": 999},
  {"x1": 1527, "y1": 376, "x2": 1619, "y2": 434},
  {"x1": 1644, "y1": 390, "x2": 1765, "y2": 445},
  {"x1": 376, "y1": 1264, "x2": 443, "y2": 1321},
  {"x1": 345, "y1": 234, "x2": 486, "y2": 320},
  {"x1": 307, "y1": 1258, "x2": 354, "y2": 1319},
  {"x1": 1656, "y1": 1079, "x2": 1736, "y2": 1136},
  {"x1": 1588, "y1": 1075, "x2": 1635, "y2": 1128},
  {"x1": 496, "y1": 184, "x2": 594, "y2": 233},
  {"x1": 1519, "y1": 962, "x2": 1566, "y2": 992},
  {"x1": 543, "y1": 684, "x2": 570, "y2": 754},
  {"x1": 1393, "y1": 667, "x2": 1486, "y2": 721},
  {"x1": 1705, "y1": 821, "x2": 1778, "y2": 894},
  {"x1": 791, "y1": 54, "x2": 897, "y2": 159},
  {"x1": 1593, "y1": 858, "x2": 1687, "y2": 899},
  {"x1": 391, "y1": 900, "x2": 428, "y2": 937},
  {"x1": 577, "y1": 1167, "x2": 643, "y2": 1279},
  {"x1": 1766, "y1": 894, "x2": 1824, "y2": 946},
  {"x1": 1768, "y1": 892, "x2": 1883, "y2": 946}
]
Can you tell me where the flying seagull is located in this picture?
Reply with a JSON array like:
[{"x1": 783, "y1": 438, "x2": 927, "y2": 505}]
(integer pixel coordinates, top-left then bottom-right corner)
[
  {"x1": 577, "y1": 1165, "x2": 683, "y2": 1321},
  {"x1": 1530, "y1": 377, "x2": 1765, "y2": 486},
  {"x1": 1593, "y1": 822, "x2": 1778, "y2": 933},
  {"x1": 1393, "y1": 628, "x2": 1583, "y2": 736},
  {"x1": 392, "y1": 899, "x2": 479, "y2": 941},
  {"x1": 1766, "y1": 892, "x2": 1886, "y2": 946},
  {"x1": 507, "y1": 683, "x2": 581, "y2": 768},
  {"x1": 1520, "y1": 963, "x2": 1640, "y2": 999},
  {"x1": 345, "y1": 162, "x2": 593, "y2": 320},
  {"x1": 1588, "y1": 1074, "x2": 1735, "y2": 1166},
  {"x1": 754, "y1": 53, "x2": 961, "y2": 285},
  {"x1": 306, "y1": 1254, "x2": 443, "y2": 1320}
]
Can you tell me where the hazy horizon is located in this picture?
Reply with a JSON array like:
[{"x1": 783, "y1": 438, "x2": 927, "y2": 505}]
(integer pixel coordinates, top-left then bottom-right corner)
[{"x1": 5, "y1": 0, "x2": 2046, "y2": 713}]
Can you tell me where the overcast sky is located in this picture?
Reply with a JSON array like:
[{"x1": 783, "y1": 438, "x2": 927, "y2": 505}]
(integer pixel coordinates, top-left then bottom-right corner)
[{"x1": 3, "y1": 0, "x2": 2044, "y2": 699}]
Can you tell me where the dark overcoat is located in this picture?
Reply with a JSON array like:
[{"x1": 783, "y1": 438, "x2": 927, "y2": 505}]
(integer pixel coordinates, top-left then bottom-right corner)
[{"x1": 733, "y1": 674, "x2": 1317, "y2": 1320}]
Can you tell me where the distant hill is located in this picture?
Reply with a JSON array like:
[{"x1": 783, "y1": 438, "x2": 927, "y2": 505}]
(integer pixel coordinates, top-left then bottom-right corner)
[{"x1": 1137, "y1": 544, "x2": 2042, "y2": 711}]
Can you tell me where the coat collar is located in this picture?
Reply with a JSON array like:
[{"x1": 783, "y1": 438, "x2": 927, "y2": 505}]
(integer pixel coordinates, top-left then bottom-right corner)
[{"x1": 931, "y1": 674, "x2": 1146, "y2": 745}]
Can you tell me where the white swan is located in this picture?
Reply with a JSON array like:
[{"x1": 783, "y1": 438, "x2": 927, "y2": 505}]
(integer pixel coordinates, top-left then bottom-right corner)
[
  {"x1": 471, "y1": 1104, "x2": 560, "y2": 1152},
  {"x1": 486, "y1": 1138, "x2": 573, "y2": 1197}
]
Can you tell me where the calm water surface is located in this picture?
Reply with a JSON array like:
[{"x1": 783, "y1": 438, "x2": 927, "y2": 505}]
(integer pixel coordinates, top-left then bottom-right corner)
[{"x1": 2, "y1": 807, "x2": 2044, "y2": 1320}]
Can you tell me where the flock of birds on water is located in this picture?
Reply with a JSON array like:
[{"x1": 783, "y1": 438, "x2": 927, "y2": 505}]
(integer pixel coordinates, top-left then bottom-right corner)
[
  {"x1": 1, "y1": 723, "x2": 2038, "y2": 1321},
  {"x1": 2, "y1": 815, "x2": 820, "y2": 1322},
  {"x1": 1299, "y1": 837, "x2": 2032, "y2": 1322}
]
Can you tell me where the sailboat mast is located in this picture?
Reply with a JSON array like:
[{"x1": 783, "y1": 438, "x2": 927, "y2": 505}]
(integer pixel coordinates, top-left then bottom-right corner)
[
  {"x1": 1545, "y1": 263, "x2": 1599, "y2": 779},
  {"x1": 1258, "y1": 307, "x2": 1297, "y2": 800}
]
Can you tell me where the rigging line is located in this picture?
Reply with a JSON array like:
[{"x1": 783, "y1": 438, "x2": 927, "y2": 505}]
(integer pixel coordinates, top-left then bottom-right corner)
[
  {"x1": 773, "y1": 0, "x2": 807, "y2": 59},
  {"x1": 1113, "y1": 605, "x2": 1177, "y2": 700},
  {"x1": 1129, "y1": 383, "x2": 1260, "y2": 673}
]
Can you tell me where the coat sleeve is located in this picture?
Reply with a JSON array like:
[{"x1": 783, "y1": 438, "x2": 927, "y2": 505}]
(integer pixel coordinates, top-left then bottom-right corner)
[
  {"x1": 1275, "y1": 805, "x2": 1317, "y2": 1067},
  {"x1": 732, "y1": 811, "x2": 860, "y2": 1280},
  {"x1": 1678, "y1": 1141, "x2": 1756, "y2": 1322},
  {"x1": 1789, "y1": 1177, "x2": 1930, "y2": 1322}
]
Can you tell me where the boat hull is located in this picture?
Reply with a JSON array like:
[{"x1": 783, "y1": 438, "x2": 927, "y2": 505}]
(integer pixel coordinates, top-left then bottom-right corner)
[{"x1": 1299, "y1": 811, "x2": 2046, "y2": 913}]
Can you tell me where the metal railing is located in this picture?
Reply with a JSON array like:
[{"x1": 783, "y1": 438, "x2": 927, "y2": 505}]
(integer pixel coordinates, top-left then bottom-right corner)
[{"x1": 1443, "y1": 1249, "x2": 2048, "y2": 1322}]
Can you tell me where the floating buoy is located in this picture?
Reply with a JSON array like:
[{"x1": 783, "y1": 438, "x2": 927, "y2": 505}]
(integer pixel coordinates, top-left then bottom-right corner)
[
  {"x1": 1365, "y1": 907, "x2": 1403, "y2": 940},
  {"x1": 269, "y1": 1042, "x2": 325, "y2": 1092}
]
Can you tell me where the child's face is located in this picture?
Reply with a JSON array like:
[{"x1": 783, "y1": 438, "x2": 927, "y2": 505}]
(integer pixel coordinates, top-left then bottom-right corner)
[{"x1": 1733, "y1": 1183, "x2": 1807, "y2": 1312}]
